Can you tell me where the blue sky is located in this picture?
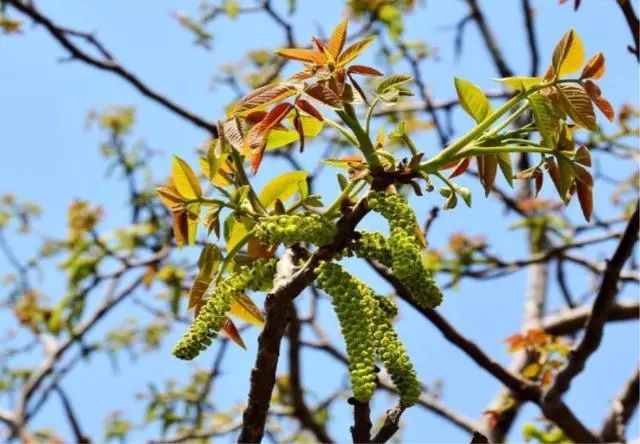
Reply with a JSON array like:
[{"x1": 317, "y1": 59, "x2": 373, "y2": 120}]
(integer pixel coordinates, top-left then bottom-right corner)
[{"x1": 1, "y1": 0, "x2": 639, "y2": 442}]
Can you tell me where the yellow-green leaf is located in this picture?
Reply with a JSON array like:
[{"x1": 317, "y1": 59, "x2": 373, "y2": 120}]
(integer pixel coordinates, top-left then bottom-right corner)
[
  {"x1": 454, "y1": 78, "x2": 492, "y2": 123},
  {"x1": 225, "y1": 216, "x2": 254, "y2": 251},
  {"x1": 259, "y1": 171, "x2": 308, "y2": 208},
  {"x1": 552, "y1": 29, "x2": 585, "y2": 77},
  {"x1": 495, "y1": 76, "x2": 543, "y2": 91},
  {"x1": 229, "y1": 293, "x2": 265, "y2": 326},
  {"x1": 188, "y1": 277, "x2": 211, "y2": 311},
  {"x1": 337, "y1": 35, "x2": 376, "y2": 67},
  {"x1": 528, "y1": 93, "x2": 559, "y2": 148},
  {"x1": 172, "y1": 156, "x2": 202, "y2": 200},
  {"x1": 266, "y1": 116, "x2": 324, "y2": 150}
]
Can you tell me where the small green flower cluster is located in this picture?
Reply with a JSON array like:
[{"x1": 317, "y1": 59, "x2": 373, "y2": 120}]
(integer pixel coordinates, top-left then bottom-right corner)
[
  {"x1": 368, "y1": 191, "x2": 443, "y2": 309},
  {"x1": 255, "y1": 214, "x2": 337, "y2": 246},
  {"x1": 315, "y1": 262, "x2": 421, "y2": 406},
  {"x1": 349, "y1": 231, "x2": 393, "y2": 267},
  {"x1": 172, "y1": 259, "x2": 276, "y2": 360},
  {"x1": 315, "y1": 261, "x2": 377, "y2": 402},
  {"x1": 375, "y1": 295, "x2": 398, "y2": 319}
]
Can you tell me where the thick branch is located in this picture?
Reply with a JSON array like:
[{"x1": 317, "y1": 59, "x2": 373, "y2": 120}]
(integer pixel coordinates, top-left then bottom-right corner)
[
  {"x1": 545, "y1": 203, "x2": 639, "y2": 401},
  {"x1": 615, "y1": 0, "x2": 640, "y2": 60},
  {"x1": 6, "y1": 0, "x2": 217, "y2": 136},
  {"x1": 600, "y1": 367, "x2": 640, "y2": 442},
  {"x1": 543, "y1": 300, "x2": 639, "y2": 335}
]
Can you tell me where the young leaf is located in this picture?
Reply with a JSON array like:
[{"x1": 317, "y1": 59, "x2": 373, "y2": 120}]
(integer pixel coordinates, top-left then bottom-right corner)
[
  {"x1": 274, "y1": 48, "x2": 326, "y2": 64},
  {"x1": 580, "y1": 52, "x2": 606, "y2": 80},
  {"x1": 454, "y1": 78, "x2": 492, "y2": 123},
  {"x1": 449, "y1": 157, "x2": 471, "y2": 179},
  {"x1": 172, "y1": 209, "x2": 189, "y2": 248},
  {"x1": 376, "y1": 74, "x2": 413, "y2": 94},
  {"x1": 528, "y1": 93, "x2": 559, "y2": 148},
  {"x1": 187, "y1": 207, "x2": 199, "y2": 246},
  {"x1": 229, "y1": 294, "x2": 265, "y2": 326},
  {"x1": 552, "y1": 29, "x2": 585, "y2": 77},
  {"x1": 337, "y1": 35, "x2": 376, "y2": 67},
  {"x1": 222, "y1": 116, "x2": 245, "y2": 152},
  {"x1": 258, "y1": 171, "x2": 308, "y2": 208},
  {"x1": 172, "y1": 156, "x2": 202, "y2": 200},
  {"x1": 348, "y1": 65, "x2": 384, "y2": 76},
  {"x1": 557, "y1": 84, "x2": 596, "y2": 129},
  {"x1": 220, "y1": 318, "x2": 247, "y2": 349},
  {"x1": 234, "y1": 84, "x2": 297, "y2": 116},
  {"x1": 295, "y1": 99, "x2": 324, "y2": 121},
  {"x1": 188, "y1": 277, "x2": 211, "y2": 311},
  {"x1": 497, "y1": 153, "x2": 514, "y2": 187},
  {"x1": 582, "y1": 80, "x2": 615, "y2": 122},
  {"x1": 555, "y1": 154, "x2": 575, "y2": 203},
  {"x1": 326, "y1": 19, "x2": 348, "y2": 59},
  {"x1": 574, "y1": 145, "x2": 591, "y2": 167},
  {"x1": 156, "y1": 185, "x2": 184, "y2": 210},
  {"x1": 576, "y1": 178, "x2": 593, "y2": 221},
  {"x1": 477, "y1": 155, "x2": 498, "y2": 196},
  {"x1": 495, "y1": 76, "x2": 543, "y2": 91},
  {"x1": 246, "y1": 103, "x2": 295, "y2": 173},
  {"x1": 266, "y1": 116, "x2": 324, "y2": 150},
  {"x1": 305, "y1": 83, "x2": 343, "y2": 108}
]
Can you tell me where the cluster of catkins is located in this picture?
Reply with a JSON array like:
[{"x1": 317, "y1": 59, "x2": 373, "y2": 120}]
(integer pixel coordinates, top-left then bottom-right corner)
[
  {"x1": 366, "y1": 191, "x2": 443, "y2": 309},
  {"x1": 315, "y1": 261, "x2": 421, "y2": 406},
  {"x1": 255, "y1": 213, "x2": 337, "y2": 247},
  {"x1": 172, "y1": 259, "x2": 276, "y2": 360}
]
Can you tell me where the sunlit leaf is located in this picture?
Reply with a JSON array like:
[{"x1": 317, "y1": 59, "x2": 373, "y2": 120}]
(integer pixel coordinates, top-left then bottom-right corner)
[
  {"x1": 448, "y1": 157, "x2": 471, "y2": 179},
  {"x1": 580, "y1": 52, "x2": 605, "y2": 79},
  {"x1": 326, "y1": 19, "x2": 348, "y2": 59},
  {"x1": 376, "y1": 74, "x2": 413, "y2": 94},
  {"x1": 259, "y1": 171, "x2": 308, "y2": 208},
  {"x1": 156, "y1": 185, "x2": 183, "y2": 211},
  {"x1": 557, "y1": 84, "x2": 596, "y2": 129},
  {"x1": 552, "y1": 29, "x2": 584, "y2": 76},
  {"x1": 188, "y1": 277, "x2": 211, "y2": 311},
  {"x1": 497, "y1": 153, "x2": 514, "y2": 187},
  {"x1": 220, "y1": 318, "x2": 246, "y2": 349},
  {"x1": 275, "y1": 48, "x2": 326, "y2": 64},
  {"x1": 454, "y1": 77, "x2": 492, "y2": 123},
  {"x1": 348, "y1": 65, "x2": 383, "y2": 76},
  {"x1": 305, "y1": 83, "x2": 343, "y2": 108},
  {"x1": 234, "y1": 84, "x2": 297, "y2": 116},
  {"x1": 528, "y1": 93, "x2": 559, "y2": 148},
  {"x1": 583, "y1": 80, "x2": 614, "y2": 122},
  {"x1": 495, "y1": 76, "x2": 543, "y2": 91},
  {"x1": 172, "y1": 156, "x2": 202, "y2": 200},
  {"x1": 337, "y1": 35, "x2": 376, "y2": 67},
  {"x1": 295, "y1": 99, "x2": 324, "y2": 121},
  {"x1": 229, "y1": 294, "x2": 265, "y2": 326},
  {"x1": 172, "y1": 210, "x2": 188, "y2": 248},
  {"x1": 322, "y1": 156, "x2": 364, "y2": 168}
]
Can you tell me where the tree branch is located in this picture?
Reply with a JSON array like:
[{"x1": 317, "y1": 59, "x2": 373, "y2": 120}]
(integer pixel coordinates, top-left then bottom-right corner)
[
  {"x1": 615, "y1": 0, "x2": 640, "y2": 60},
  {"x1": 545, "y1": 202, "x2": 639, "y2": 401},
  {"x1": 350, "y1": 398, "x2": 372, "y2": 443},
  {"x1": 543, "y1": 300, "x2": 639, "y2": 335},
  {"x1": 6, "y1": 0, "x2": 218, "y2": 136},
  {"x1": 52, "y1": 384, "x2": 90, "y2": 444},
  {"x1": 370, "y1": 405, "x2": 405, "y2": 443},
  {"x1": 600, "y1": 366, "x2": 640, "y2": 442}
]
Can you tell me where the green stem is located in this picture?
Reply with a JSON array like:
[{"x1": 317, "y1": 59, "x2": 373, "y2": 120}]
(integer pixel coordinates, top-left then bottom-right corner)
[
  {"x1": 214, "y1": 228, "x2": 255, "y2": 284},
  {"x1": 230, "y1": 150, "x2": 267, "y2": 215},
  {"x1": 324, "y1": 179, "x2": 361, "y2": 219},
  {"x1": 365, "y1": 97, "x2": 380, "y2": 136},
  {"x1": 479, "y1": 102, "x2": 530, "y2": 141},
  {"x1": 336, "y1": 105, "x2": 382, "y2": 171},
  {"x1": 456, "y1": 145, "x2": 554, "y2": 157},
  {"x1": 324, "y1": 117, "x2": 360, "y2": 147}
]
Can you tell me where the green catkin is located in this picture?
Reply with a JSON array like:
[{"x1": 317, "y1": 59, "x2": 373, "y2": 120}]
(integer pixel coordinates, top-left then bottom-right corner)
[
  {"x1": 390, "y1": 228, "x2": 443, "y2": 309},
  {"x1": 349, "y1": 231, "x2": 393, "y2": 267},
  {"x1": 172, "y1": 259, "x2": 276, "y2": 360},
  {"x1": 374, "y1": 295, "x2": 398, "y2": 319},
  {"x1": 315, "y1": 261, "x2": 377, "y2": 402},
  {"x1": 255, "y1": 214, "x2": 337, "y2": 247},
  {"x1": 368, "y1": 191, "x2": 443, "y2": 309},
  {"x1": 316, "y1": 261, "x2": 421, "y2": 406}
]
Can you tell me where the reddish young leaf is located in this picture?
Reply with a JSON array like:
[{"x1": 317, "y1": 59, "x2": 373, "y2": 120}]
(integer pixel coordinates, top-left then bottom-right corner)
[
  {"x1": 583, "y1": 80, "x2": 615, "y2": 122},
  {"x1": 348, "y1": 64, "x2": 384, "y2": 76},
  {"x1": 334, "y1": 69, "x2": 347, "y2": 95},
  {"x1": 222, "y1": 116, "x2": 246, "y2": 151},
  {"x1": 326, "y1": 19, "x2": 348, "y2": 59},
  {"x1": 449, "y1": 157, "x2": 471, "y2": 179},
  {"x1": 220, "y1": 318, "x2": 247, "y2": 349},
  {"x1": 245, "y1": 102, "x2": 295, "y2": 173},
  {"x1": 275, "y1": 48, "x2": 326, "y2": 64},
  {"x1": 576, "y1": 180, "x2": 593, "y2": 221},
  {"x1": 235, "y1": 84, "x2": 297, "y2": 115},
  {"x1": 477, "y1": 155, "x2": 498, "y2": 196},
  {"x1": 293, "y1": 113, "x2": 305, "y2": 152},
  {"x1": 311, "y1": 36, "x2": 325, "y2": 53},
  {"x1": 534, "y1": 170, "x2": 544, "y2": 196},
  {"x1": 305, "y1": 83, "x2": 343, "y2": 108},
  {"x1": 574, "y1": 145, "x2": 591, "y2": 167},
  {"x1": 580, "y1": 52, "x2": 606, "y2": 79},
  {"x1": 557, "y1": 84, "x2": 597, "y2": 129},
  {"x1": 545, "y1": 158, "x2": 563, "y2": 197},
  {"x1": 347, "y1": 72, "x2": 368, "y2": 104},
  {"x1": 295, "y1": 98, "x2": 324, "y2": 121},
  {"x1": 172, "y1": 209, "x2": 188, "y2": 248},
  {"x1": 156, "y1": 185, "x2": 184, "y2": 211}
]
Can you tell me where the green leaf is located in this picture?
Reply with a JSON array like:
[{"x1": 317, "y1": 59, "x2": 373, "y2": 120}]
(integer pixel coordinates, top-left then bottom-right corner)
[
  {"x1": 197, "y1": 244, "x2": 222, "y2": 278},
  {"x1": 454, "y1": 78, "x2": 492, "y2": 123},
  {"x1": 259, "y1": 171, "x2": 308, "y2": 208},
  {"x1": 495, "y1": 76, "x2": 543, "y2": 91},
  {"x1": 555, "y1": 154, "x2": 575, "y2": 202},
  {"x1": 528, "y1": 93, "x2": 559, "y2": 148},
  {"x1": 376, "y1": 74, "x2": 413, "y2": 94},
  {"x1": 172, "y1": 156, "x2": 202, "y2": 200},
  {"x1": 552, "y1": 29, "x2": 585, "y2": 77},
  {"x1": 224, "y1": 215, "x2": 254, "y2": 251},
  {"x1": 266, "y1": 116, "x2": 324, "y2": 150}
]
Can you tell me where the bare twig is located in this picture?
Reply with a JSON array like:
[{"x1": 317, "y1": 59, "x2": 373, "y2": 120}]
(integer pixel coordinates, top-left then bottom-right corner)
[
  {"x1": 52, "y1": 384, "x2": 90, "y2": 443},
  {"x1": 600, "y1": 366, "x2": 640, "y2": 442},
  {"x1": 543, "y1": 300, "x2": 639, "y2": 335},
  {"x1": 614, "y1": 0, "x2": 640, "y2": 60},
  {"x1": 370, "y1": 405, "x2": 405, "y2": 443}
]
